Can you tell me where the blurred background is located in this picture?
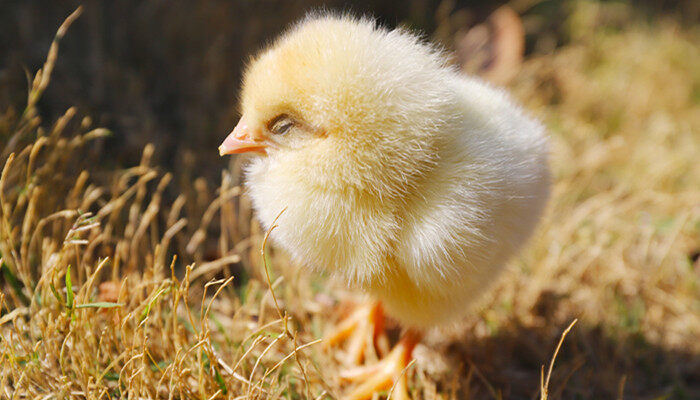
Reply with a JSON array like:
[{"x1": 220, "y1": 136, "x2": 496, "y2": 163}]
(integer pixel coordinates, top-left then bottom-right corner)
[
  {"x1": 0, "y1": 1, "x2": 698, "y2": 398},
  {"x1": 1, "y1": 0, "x2": 697, "y2": 181}
]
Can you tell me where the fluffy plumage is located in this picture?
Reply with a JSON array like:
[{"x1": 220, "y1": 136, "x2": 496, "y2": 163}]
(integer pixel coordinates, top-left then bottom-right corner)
[{"x1": 231, "y1": 14, "x2": 550, "y2": 327}]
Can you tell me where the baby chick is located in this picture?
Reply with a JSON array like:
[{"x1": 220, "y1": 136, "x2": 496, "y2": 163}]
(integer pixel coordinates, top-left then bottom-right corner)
[{"x1": 220, "y1": 13, "x2": 550, "y2": 399}]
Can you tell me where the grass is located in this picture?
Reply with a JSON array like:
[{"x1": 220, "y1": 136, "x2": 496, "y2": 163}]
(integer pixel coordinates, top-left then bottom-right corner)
[{"x1": 1, "y1": 1, "x2": 698, "y2": 399}]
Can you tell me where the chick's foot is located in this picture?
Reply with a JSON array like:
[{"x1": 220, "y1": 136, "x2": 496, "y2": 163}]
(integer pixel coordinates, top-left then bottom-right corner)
[
  {"x1": 323, "y1": 301, "x2": 389, "y2": 365},
  {"x1": 340, "y1": 330, "x2": 420, "y2": 400}
]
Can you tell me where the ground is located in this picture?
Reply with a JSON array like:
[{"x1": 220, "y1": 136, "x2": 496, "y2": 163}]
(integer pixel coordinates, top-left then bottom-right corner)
[{"x1": 0, "y1": 1, "x2": 698, "y2": 399}]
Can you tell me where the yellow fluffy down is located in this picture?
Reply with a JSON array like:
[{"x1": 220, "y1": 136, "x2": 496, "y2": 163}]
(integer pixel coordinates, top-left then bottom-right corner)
[{"x1": 239, "y1": 14, "x2": 550, "y2": 328}]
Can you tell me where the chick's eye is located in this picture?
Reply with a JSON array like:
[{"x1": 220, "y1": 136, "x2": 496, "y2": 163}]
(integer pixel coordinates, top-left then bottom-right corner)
[{"x1": 268, "y1": 115, "x2": 294, "y2": 135}]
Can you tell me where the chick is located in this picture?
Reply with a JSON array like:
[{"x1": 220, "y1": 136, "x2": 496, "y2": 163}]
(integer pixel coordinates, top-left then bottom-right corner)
[{"x1": 220, "y1": 13, "x2": 550, "y2": 399}]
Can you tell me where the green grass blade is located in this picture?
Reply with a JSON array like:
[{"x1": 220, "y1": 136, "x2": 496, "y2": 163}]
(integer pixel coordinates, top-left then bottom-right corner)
[
  {"x1": 1, "y1": 262, "x2": 30, "y2": 305},
  {"x1": 65, "y1": 265, "x2": 75, "y2": 321}
]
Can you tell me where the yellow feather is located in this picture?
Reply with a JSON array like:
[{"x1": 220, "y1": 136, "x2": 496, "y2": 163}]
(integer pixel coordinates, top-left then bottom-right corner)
[{"x1": 237, "y1": 14, "x2": 550, "y2": 328}]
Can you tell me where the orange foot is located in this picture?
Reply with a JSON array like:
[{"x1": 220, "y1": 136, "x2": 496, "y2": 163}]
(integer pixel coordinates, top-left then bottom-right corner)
[
  {"x1": 340, "y1": 330, "x2": 420, "y2": 400},
  {"x1": 323, "y1": 301, "x2": 389, "y2": 365}
]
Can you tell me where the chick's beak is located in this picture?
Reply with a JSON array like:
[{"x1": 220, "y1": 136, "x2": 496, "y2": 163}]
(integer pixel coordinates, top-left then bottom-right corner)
[{"x1": 219, "y1": 118, "x2": 268, "y2": 156}]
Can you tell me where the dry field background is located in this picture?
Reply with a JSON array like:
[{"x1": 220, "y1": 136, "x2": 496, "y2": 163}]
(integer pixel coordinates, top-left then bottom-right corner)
[{"x1": 1, "y1": 1, "x2": 698, "y2": 399}]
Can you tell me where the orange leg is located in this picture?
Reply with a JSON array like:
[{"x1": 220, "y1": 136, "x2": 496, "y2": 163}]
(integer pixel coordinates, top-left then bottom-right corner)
[
  {"x1": 323, "y1": 301, "x2": 389, "y2": 365},
  {"x1": 340, "y1": 330, "x2": 421, "y2": 400}
]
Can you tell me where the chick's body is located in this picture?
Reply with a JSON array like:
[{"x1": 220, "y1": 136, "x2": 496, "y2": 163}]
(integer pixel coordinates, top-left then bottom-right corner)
[{"x1": 239, "y1": 15, "x2": 550, "y2": 328}]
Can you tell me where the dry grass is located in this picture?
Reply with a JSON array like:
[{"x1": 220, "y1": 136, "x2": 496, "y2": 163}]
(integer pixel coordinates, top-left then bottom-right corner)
[
  {"x1": 1, "y1": 1, "x2": 698, "y2": 399},
  {"x1": 0, "y1": 8, "x2": 328, "y2": 399}
]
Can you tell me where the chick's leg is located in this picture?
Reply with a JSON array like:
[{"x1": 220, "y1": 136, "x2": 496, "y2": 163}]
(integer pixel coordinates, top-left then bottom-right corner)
[
  {"x1": 340, "y1": 330, "x2": 420, "y2": 400},
  {"x1": 323, "y1": 301, "x2": 389, "y2": 365}
]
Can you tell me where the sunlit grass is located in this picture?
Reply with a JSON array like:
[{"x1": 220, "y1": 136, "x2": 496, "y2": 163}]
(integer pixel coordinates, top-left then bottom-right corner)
[{"x1": 1, "y1": 2, "x2": 698, "y2": 399}]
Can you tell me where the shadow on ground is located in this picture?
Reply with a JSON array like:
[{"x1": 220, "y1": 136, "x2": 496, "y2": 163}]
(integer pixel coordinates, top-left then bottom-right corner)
[{"x1": 432, "y1": 312, "x2": 700, "y2": 399}]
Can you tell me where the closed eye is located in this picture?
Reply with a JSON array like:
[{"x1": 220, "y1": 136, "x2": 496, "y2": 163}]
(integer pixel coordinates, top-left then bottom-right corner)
[{"x1": 268, "y1": 115, "x2": 295, "y2": 135}]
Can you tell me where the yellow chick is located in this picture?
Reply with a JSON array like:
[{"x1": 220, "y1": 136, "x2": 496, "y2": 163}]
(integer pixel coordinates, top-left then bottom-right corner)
[{"x1": 220, "y1": 13, "x2": 550, "y2": 399}]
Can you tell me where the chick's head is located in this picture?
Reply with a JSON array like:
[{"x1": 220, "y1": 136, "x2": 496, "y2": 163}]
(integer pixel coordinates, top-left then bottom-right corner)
[{"x1": 220, "y1": 14, "x2": 458, "y2": 197}]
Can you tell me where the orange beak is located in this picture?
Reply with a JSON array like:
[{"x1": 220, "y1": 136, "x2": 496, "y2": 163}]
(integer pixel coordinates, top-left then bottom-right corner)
[{"x1": 219, "y1": 118, "x2": 268, "y2": 156}]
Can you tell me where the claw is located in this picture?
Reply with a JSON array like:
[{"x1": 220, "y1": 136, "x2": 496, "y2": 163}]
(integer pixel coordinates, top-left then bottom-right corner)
[
  {"x1": 340, "y1": 331, "x2": 419, "y2": 400},
  {"x1": 323, "y1": 302, "x2": 420, "y2": 399},
  {"x1": 324, "y1": 301, "x2": 387, "y2": 365}
]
